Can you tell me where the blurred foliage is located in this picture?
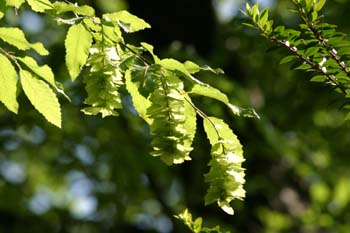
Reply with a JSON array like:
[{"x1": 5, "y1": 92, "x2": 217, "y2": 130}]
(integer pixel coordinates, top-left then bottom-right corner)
[{"x1": 1, "y1": 0, "x2": 350, "y2": 233}]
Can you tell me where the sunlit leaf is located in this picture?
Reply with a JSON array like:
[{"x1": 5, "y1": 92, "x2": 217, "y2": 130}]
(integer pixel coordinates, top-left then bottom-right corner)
[
  {"x1": 20, "y1": 70, "x2": 61, "y2": 128},
  {"x1": 0, "y1": 27, "x2": 48, "y2": 55},
  {"x1": 6, "y1": 0, "x2": 25, "y2": 8},
  {"x1": 52, "y1": 1, "x2": 95, "y2": 16},
  {"x1": 65, "y1": 23, "x2": 92, "y2": 80},
  {"x1": 17, "y1": 56, "x2": 57, "y2": 88},
  {"x1": 0, "y1": 54, "x2": 19, "y2": 113},
  {"x1": 104, "y1": 10, "x2": 150, "y2": 33},
  {"x1": 26, "y1": 0, "x2": 53, "y2": 12}
]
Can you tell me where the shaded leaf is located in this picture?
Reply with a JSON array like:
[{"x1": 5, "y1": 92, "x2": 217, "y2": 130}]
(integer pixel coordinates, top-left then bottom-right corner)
[
  {"x1": 125, "y1": 69, "x2": 152, "y2": 124},
  {"x1": 280, "y1": 55, "x2": 297, "y2": 64},
  {"x1": 0, "y1": 1, "x2": 7, "y2": 20}
]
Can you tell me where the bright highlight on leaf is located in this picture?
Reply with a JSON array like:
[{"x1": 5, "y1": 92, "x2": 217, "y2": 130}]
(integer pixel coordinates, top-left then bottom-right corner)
[
  {"x1": 0, "y1": 54, "x2": 19, "y2": 113},
  {"x1": 20, "y1": 70, "x2": 61, "y2": 128},
  {"x1": 65, "y1": 23, "x2": 92, "y2": 80},
  {"x1": 203, "y1": 117, "x2": 246, "y2": 215},
  {"x1": 26, "y1": 0, "x2": 53, "y2": 12},
  {"x1": 147, "y1": 72, "x2": 193, "y2": 165},
  {"x1": 5, "y1": 0, "x2": 25, "y2": 8},
  {"x1": 52, "y1": 2, "x2": 95, "y2": 16},
  {"x1": 0, "y1": 27, "x2": 48, "y2": 55},
  {"x1": 17, "y1": 56, "x2": 57, "y2": 89},
  {"x1": 104, "y1": 10, "x2": 151, "y2": 33}
]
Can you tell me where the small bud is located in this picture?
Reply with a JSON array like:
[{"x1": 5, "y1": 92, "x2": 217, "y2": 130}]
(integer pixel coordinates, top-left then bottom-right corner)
[
  {"x1": 285, "y1": 41, "x2": 290, "y2": 47},
  {"x1": 321, "y1": 67, "x2": 327, "y2": 73},
  {"x1": 319, "y1": 57, "x2": 327, "y2": 66},
  {"x1": 331, "y1": 48, "x2": 337, "y2": 55}
]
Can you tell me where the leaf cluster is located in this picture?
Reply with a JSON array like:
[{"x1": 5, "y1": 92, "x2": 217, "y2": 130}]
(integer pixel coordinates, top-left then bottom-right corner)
[
  {"x1": 0, "y1": 0, "x2": 259, "y2": 218},
  {"x1": 243, "y1": 0, "x2": 350, "y2": 118}
]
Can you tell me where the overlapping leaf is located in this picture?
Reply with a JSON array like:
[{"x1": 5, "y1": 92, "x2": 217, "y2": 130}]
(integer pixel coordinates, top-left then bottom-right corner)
[
  {"x1": 20, "y1": 70, "x2": 61, "y2": 128},
  {"x1": 147, "y1": 72, "x2": 194, "y2": 165},
  {"x1": 0, "y1": 27, "x2": 48, "y2": 55},
  {"x1": 203, "y1": 117, "x2": 245, "y2": 215},
  {"x1": 17, "y1": 56, "x2": 57, "y2": 88},
  {"x1": 52, "y1": 1, "x2": 95, "y2": 16}
]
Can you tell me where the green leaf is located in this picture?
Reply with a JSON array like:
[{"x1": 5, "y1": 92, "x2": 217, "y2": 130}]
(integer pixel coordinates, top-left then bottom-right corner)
[
  {"x1": 259, "y1": 8, "x2": 269, "y2": 27},
  {"x1": 158, "y1": 58, "x2": 191, "y2": 77},
  {"x1": 65, "y1": 23, "x2": 92, "y2": 80},
  {"x1": 100, "y1": 21, "x2": 122, "y2": 45},
  {"x1": 20, "y1": 69, "x2": 61, "y2": 128},
  {"x1": 203, "y1": 117, "x2": 245, "y2": 215},
  {"x1": 0, "y1": 1, "x2": 8, "y2": 20},
  {"x1": 200, "y1": 65, "x2": 224, "y2": 74},
  {"x1": 295, "y1": 63, "x2": 312, "y2": 70},
  {"x1": 26, "y1": 0, "x2": 53, "y2": 12},
  {"x1": 125, "y1": 69, "x2": 152, "y2": 124},
  {"x1": 310, "y1": 75, "x2": 326, "y2": 82},
  {"x1": 52, "y1": 1, "x2": 95, "y2": 16},
  {"x1": 141, "y1": 42, "x2": 160, "y2": 63},
  {"x1": 0, "y1": 54, "x2": 19, "y2": 113},
  {"x1": 183, "y1": 95, "x2": 197, "y2": 156},
  {"x1": 0, "y1": 27, "x2": 49, "y2": 55},
  {"x1": 82, "y1": 69, "x2": 123, "y2": 118},
  {"x1": 315, "y1": 0, "x2": 326, "y2": 12},
  {"x1": 17, "y1": 56, "x2": 57, "y2": 88},
  {"x1": 304, "y1": 47, "x2": 319, "y2": 57},
  {"x1": 30, "y1": 42, "x2": 49, "y2": 56},
  {"x1": 190, "y1": 84, "x2": 229, "y2": 104},
  {"x1": 190, "y1": 84, "x2": 259, "y2": 118},
  {"x1": 147, "y1": 73, "x2": 192, "y2": 165},
  {"x1": 184, "y1": 61, "x2": 200, "y2": 74},
  {"x1": 280, "y1": 55, "x2": 297, "y2": 64},
  {"x1": 104, "y1": 10, "x2": 150, "y2": 33},
  {"x1": 6, "y1": 0, "x2": 25, "y2": 8}
]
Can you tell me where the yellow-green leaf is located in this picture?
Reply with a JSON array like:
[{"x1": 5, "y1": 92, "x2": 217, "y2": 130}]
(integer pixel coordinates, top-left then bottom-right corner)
[
  {"x1": 0, "y1": 54, "x2": 19, "y2": 113},
  {"x1": 125, "y1": 69, "x2": 152, "y2": 124},
  {"x1": 20, "y1": 70, "x2": 61, "y2": 128},
  {"x1": 104, "y1": 10, "x2": 150, "y2": 33},
  {"x1": 6, "y1": 0, "x2": 25, "y2": 8},
  {"x1": 0, "y1": 27, "x2": 48, "y2": 55},
  {"x1": 65, "y1": 23, "x2": 92, "y2": 80},
  {"x1": 158, "y1": 58, "x2": 190, "y2": 77},
  {"x1": 190, "y1": 84, "x2": 229, "y2": 104},
  {"x1": 26, "y1": 0, "x2": 53, "y2": 12},
  {"x1": 53, "y1": 1, "x2": 95, "y2": 16},
  {"x1": 17, "y1": 56, "x2": 56, "y2": 88}
]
